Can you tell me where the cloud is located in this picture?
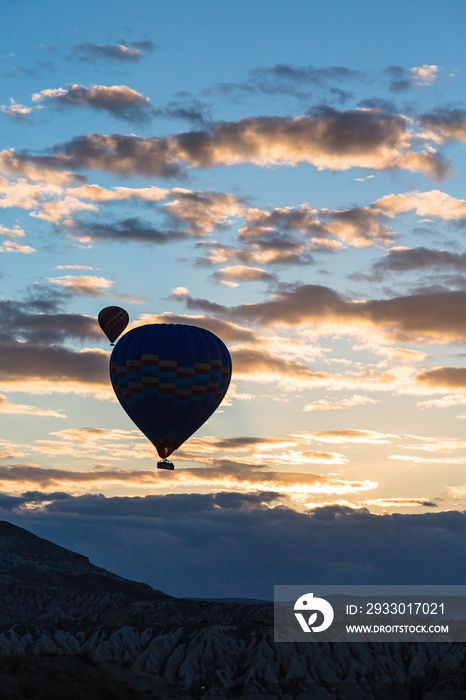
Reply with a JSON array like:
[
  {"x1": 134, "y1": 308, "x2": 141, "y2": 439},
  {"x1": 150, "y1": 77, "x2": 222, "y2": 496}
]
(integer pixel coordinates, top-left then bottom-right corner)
[
  {"x1": 1, "y1": 160, "x2": 456, "y2": 260},
  {"x1": 386, "y1": 65, "x2": 440, "y2": 92},
  {"x1": 32, "y1": 84, "x2": 153, "y2": 122},
  {"x1": 240, "y1": 202, "x2": 396, "y2": 248},
  {"x1": 47, "y1": 275, "x2": 115, "y2": 297},
  {"x1": 447, "y1": 485, "x2": 466, "y2": 499},
  {"x1": 31, "y1": 184, "x2": 242, "y2": 238},
  {"x1": 39, "y1": 109, "x2": 449, "y2": 179},
  {"x1": 130, "y1": 40, "x2": 156, "y2": 52},
  {"x1": 31, "y1": 195, "x2": 98, "y2": 225},
  {"x1": 163, "y1": 190, "x2": 244, "y2": 235},
  {"x1": 370, "y1": 246, "x2": 466, "y2": 276},
  {"x1": 197, "y1": 239, "x2": 316, "y2": 267},
  {"x1": 251, "y1": 63, "x2": 361, "y2": 86},
  {"x1": 303, "y1": 395, "x2": 380, "y2": 412},
  {"x1": 176, "y1": 284, "x2": 466, "y2": 344},
  {"x1": 0, "y1": 149, "x2": 84, "y2": 186},
  {"x1": 400, "y1": 434, "x2": 466, "y2": 453},
  {"x1": 135, "y1": 308, "x2": 458, "y2": 400},
  {"x1": 0, "y1": 462, "x2": 375, "y2": 498},
  {"x1": 138, "y1": 312, "x2": 258, "y2": 345},
  {"x1": 0, "y1": 340, "x2": 109, "y2": 396},
  {"x1": 229, "y1": 345, "x2": 332, "y2": 386},
  {"x1": 304, "y1": 429, "x2": 396, "y2": 445},
  {"x1": 72, "y1": 43, "x2": 144, "y2": 62},
  {"x1": 410, "y1": 65, "x2": 439, "y2": 85},
  {"x1": 154, "y1": 98, "x2": 212, "y2": 126},
  {"x1": 207, "y1": 63, "x2": 360, "y2": 104},
  {"x1": 0, "y1": 224, "x2": 26, "y2": 238},
  {"x1": 1, "y1": 98, "x2": 42, "y2": 119},
  {"x1": 0, "y1": 240, "x2": 35, "y2": 254},
  {"x1": 0, "y1": 174, "x2": 172, "y2": 228},
  {"x1": 213, "y1": 265, "x2": 275, "y2": 287},
  {"x1": 418, "y1": 395, "x2": 466, "y2": 410},
  {"x1": 419, "y1": 108, "x2": 466, "y2": 142},
  {"x1": 375, "y1": 189, "x2": 466, "y2": 220},
  {"x1": 415, "y1": 367, "x2": 466, "y2": 390},
  {"x1": 0, "y1": 299, "x2": 100, "y2": 346},
  {"x1": 75, "y1": 217, "x2": 188, "y2": 245},
  {"x1": 70, "y1": 184, "x2": 169, "y2": 203},
  {"x1": 29, "y1": 428, "x2": 355, "y2": 473},
  {"x1": 0, "y1": 395, "x2": 66, "y2": 418},
  {"x1": 198, "y1": 436, "x2": 298, "y2": 452},
  {"x1": 366, "y1": 498, "x2": 438, "y2": 508},
  {"x1": 390, "y1": 454, "x2": 466, "y2": 465},
  {"x1": 0, "y1": 163, "x2": 247, "y2": 234},
  {"x1": 4, "y1": 503, "x2": 466, "y2": 598}
]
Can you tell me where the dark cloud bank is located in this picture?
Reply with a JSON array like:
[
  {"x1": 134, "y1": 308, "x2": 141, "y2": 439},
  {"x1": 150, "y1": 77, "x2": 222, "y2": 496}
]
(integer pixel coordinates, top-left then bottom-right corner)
[{"x1": 4, "y1": 493, "x2": 465, "y2": 599}]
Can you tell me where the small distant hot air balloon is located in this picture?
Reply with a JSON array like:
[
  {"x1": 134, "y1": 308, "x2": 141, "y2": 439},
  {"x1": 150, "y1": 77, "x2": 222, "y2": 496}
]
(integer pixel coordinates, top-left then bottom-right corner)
[
  {"x1": 109, "y1": 323, "x2": 232, "y2": 467},
  {"x1": 98, "y1": 306, "x2": 129, "y2": 345}
]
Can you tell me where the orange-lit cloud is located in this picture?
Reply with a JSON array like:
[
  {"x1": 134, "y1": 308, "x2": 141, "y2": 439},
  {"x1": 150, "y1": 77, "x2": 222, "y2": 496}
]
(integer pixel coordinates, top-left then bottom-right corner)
[
  {"x1": 135, "y1": 311, "x2": 434, "y2": 398},
  {"x1": 32, "y1": 196, "x2": 98, "y2": 225},
  {"x1": 1, "y1": 99, "x2": 42, "y2": 119},
  {"x1": 0, "y1": 395, "x2": 66, "y2": 418},
  {"x1": 375, "y1": 189, "x2": 466, "y2": 219},
  {"x1": 23, "y1": 109, "x2": 448, "y2": 179},
  {"x1": 177, "y1": 284, "x2": 466, "y2": 344},
  {"x1": 198, "y1": 238, "x2": 315, "y2": 267},
  {"x1": 419, "y1": 107, "x2": 466, "y2": 143},
  {"x1": 230, "y1": 345, "x2": 331, "y2": 385},
  {"x1": 0, "y1": 440, "x2": 28, "y2": 459},
  {"x1": 0, "y1": 462, "x2": 377, "y2": 499},
  {"x1": 55, "y1": 265, "x2": 96, "y2": 270},
  {"x1": 163, "y1": 190, "x2": 244, "y2": 235},
  {"x1": 400, "y1": 435, "x2": 466, "y2": 453},
  {"x1": 47, "y1": 274, "x2": 115, "y2": 297},
  {"x1": 241, "y1": 203, "x2": 396, "y2": 248},
  {"x1": 30, "y1": 428, "x2": 352, "y2": 468},
  {"x1": 0, "y1": 240, "x2": 35, "y2": 254},
  {"x1": 303, "y1": 395, "x2": 380, "y2": 412},
  {"x1": 301, "y1": 429, "x2": 397, "y2": 444},
  {"x1": 32, "y1": 84, "x2": 152, "y2": 122},
  {"x1": 446, "y1": 485, "x2": 466, "y2": 499},
  {"x1": 410, "y1": 65, "x2": 439, "y2": 86},
  {"x1": 365, "y1": 497, "x2": 438, "y2": 508},
  {"x1": 0, "y1": 224, "x2": 26, "y2": 238},
  {"x1": 415, "y1": 367, "x2": 466, "y2": 390},
  {"x1": 0, "y1": 149, "x2": 83, "y2": 186},
  {"x1": 0, "y1": 342, "x2": 109, "y2": 397},
  {"x1": 418, "y1": 395, "x2": 466, "y2": 410},
  {"x1": 389, "y1": 454, "x2": 466, "y2": 464},
  {"x1": 70, "y1": 183, "x2": 169, "y2": 202},
  {"x1": 213, "y1": 265, "x2": 275, "y2": 287}
]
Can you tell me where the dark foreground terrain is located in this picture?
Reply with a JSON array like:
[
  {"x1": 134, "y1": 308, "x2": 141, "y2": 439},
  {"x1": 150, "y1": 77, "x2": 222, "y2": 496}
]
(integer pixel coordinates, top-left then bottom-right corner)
[{"x1": 0, "y1": 520, "x2": 465, "y2": 699}]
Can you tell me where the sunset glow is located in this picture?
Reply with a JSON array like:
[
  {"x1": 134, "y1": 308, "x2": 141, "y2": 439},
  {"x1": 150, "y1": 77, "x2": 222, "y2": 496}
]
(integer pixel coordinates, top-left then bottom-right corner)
[{"x1": 2, "y1": 0, "x2": 466, "y2": 597}]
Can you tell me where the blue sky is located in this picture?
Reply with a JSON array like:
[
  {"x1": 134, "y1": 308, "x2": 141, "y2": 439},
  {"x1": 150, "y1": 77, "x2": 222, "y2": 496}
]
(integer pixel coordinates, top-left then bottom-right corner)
[{"x1": 2, "y1": 0, "x2": 466, "y2": 597}]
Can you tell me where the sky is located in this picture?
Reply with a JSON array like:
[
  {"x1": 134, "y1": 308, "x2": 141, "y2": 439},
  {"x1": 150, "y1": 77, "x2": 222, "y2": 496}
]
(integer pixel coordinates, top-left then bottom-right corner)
[{"x1": 2, "y1": 0, "x2": 466, "y2": 598}]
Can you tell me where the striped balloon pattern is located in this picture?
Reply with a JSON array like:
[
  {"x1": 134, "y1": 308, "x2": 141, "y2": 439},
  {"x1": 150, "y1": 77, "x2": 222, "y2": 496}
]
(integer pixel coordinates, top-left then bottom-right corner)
[
  {"x1": 98, "y1": 306, "x2": 129, "y2": 344},
  {"x1": 110, "y1": 324, "x2": 232, "y2": 459}
]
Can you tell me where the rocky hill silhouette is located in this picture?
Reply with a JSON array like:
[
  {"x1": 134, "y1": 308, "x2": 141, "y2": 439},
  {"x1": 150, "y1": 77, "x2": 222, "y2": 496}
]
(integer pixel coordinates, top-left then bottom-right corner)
[{"x1": 0, "y1": 519, "x2": 465, "y2": 699}]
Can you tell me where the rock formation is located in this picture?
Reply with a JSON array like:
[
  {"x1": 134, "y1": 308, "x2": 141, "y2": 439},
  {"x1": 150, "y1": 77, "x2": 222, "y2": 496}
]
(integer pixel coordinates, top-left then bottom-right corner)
[{"x1": 0, "y1": 520, "x2": 464, "y2": 699}]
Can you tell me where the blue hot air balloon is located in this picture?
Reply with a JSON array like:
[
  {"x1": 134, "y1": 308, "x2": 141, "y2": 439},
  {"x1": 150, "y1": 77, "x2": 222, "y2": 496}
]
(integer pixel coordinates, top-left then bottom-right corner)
[{"x1": 110, "y1": 324, "x2": 232, "y2": 463}]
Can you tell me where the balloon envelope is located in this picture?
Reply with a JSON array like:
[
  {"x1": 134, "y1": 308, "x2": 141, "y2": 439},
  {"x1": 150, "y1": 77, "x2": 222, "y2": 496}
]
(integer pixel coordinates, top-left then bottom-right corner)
[
  {"x1": 98, "y1": 306, "x2": 129, "y2": 344},
  {"x1": 110, "y1": 323, "x2": 232, "y2": 458}
]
